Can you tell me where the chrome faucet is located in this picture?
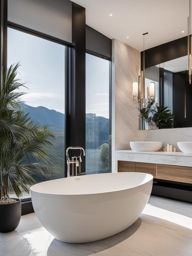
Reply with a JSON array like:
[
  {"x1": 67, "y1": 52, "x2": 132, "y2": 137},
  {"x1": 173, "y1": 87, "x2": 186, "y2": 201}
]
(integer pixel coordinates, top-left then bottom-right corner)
[{"x1": 66, "y1": 147, "x2": 85, "y2": 177}]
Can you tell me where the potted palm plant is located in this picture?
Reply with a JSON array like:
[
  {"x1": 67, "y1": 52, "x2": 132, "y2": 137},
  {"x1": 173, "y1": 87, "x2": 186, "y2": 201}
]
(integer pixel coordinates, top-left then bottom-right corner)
[
  {"x1": 140, "y1": 99, "x2": 174, "y2": 129},
  {"x1": 0, "y1": 64, "x2": 53, "y2": 232}
]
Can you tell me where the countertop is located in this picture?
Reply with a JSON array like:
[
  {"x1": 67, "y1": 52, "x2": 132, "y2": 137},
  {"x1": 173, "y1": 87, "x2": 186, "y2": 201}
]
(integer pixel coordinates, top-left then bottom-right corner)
[{"x1": 116, "y1": 150, "x2": 192, "y2": 167}]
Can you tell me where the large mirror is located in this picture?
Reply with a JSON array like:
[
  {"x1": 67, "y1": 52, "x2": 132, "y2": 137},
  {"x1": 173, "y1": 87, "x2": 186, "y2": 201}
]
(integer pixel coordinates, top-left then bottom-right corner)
[{"x1": 141, "y1": 55, "x2": 192, "y2": 129}]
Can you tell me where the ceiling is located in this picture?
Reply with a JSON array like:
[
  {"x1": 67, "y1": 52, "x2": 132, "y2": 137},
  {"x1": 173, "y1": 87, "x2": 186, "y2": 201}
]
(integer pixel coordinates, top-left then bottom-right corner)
[{"x1": 72, "y1": 0, "x2": 189, "y2": 51}]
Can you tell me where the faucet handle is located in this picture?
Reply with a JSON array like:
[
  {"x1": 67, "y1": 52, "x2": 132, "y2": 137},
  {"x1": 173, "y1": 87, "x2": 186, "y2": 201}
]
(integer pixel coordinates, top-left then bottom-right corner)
[{"x1": 76, "y1": 159, "x2": 80, "y2": 167}]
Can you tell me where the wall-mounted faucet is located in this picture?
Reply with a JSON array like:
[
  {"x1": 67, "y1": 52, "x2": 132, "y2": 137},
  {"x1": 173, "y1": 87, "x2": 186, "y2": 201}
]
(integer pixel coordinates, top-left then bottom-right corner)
[{"x1": 66, "y1": 147, "x2": 85, "y2": 177}]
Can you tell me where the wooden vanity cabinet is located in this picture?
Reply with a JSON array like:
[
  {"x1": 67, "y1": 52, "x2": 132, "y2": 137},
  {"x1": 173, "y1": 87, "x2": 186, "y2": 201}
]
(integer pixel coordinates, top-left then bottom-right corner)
[
  {"x1": 135, "y1": 163, "x2": 156, "y2": 177},
  {"x1": 118, "y1": 161, "x2": 156, "y2": 177},
  {"x1": 118, "y1": 161, "x2": 135, "y2": 172},
  {"x1": 118, "y1": 161, "x2": 192, "y2": 184},
  {"x1": 156, "y1": 164, "x2": 192, "y2": 184}
]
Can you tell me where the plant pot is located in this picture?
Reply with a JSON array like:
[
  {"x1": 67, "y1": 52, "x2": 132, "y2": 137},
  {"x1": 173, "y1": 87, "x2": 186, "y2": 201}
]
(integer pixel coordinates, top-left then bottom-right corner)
[{"x1": 0, "y1": 199, "x2": 21, "y2": 232}]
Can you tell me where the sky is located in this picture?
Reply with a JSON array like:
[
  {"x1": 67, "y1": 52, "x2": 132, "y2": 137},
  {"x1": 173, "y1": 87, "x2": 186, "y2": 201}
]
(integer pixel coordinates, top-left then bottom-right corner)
[
  {"x1": 86, "y1": 54, "x2": 110, "y2": 118},
  {"x1": 8, "y1": 28, "x2": 110, "y2": 118}
]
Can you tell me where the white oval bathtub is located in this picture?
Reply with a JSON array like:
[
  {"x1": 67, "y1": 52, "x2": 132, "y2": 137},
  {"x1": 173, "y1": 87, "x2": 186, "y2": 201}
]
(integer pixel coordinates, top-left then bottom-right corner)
[{"x1": 31, "y1": 172, "x2": 153, "y2": 243}]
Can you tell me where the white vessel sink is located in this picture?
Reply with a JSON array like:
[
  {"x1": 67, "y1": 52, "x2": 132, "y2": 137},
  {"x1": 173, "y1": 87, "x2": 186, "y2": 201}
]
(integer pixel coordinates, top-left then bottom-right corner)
[
  {"x1": 130, "y1": 141, "x2": 162, "y2": 152},
  {"x1": 177, "y1": 142, "x2": 192, "y2": 153}
]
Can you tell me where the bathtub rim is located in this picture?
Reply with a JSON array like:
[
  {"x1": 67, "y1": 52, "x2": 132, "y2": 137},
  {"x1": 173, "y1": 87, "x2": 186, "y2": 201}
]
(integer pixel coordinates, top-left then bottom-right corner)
[{"x1": 30, "y1": 172, "x2": 153, "y2": 197}]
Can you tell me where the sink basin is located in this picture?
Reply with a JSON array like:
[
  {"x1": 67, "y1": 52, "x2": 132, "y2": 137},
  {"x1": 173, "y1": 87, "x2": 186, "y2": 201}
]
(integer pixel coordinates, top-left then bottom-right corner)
[
  {"x1": 130, "y1": 141, "x2": 162, "y2": 152},
  {"x1": 177, "y1": 142, "x2": 192, "y2": 153}
]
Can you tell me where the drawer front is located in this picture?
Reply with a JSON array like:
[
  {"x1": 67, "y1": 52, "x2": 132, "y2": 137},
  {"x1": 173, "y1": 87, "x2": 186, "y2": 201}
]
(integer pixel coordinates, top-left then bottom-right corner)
[
  {"x1": 156, "y1": 164, "x2": 192, "y2": 184},
  {"x1": 135, "y1": 162, "x2": 156, "y2": 177},
  {"x1": 118, "y1": 161, "x2": 135, "y2": 172}
]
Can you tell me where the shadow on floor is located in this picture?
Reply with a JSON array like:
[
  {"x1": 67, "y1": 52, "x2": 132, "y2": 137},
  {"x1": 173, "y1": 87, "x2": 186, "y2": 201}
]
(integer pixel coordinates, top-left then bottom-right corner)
[{"x1": 47, "y1": 218, "x2": 142, "y2": 256}]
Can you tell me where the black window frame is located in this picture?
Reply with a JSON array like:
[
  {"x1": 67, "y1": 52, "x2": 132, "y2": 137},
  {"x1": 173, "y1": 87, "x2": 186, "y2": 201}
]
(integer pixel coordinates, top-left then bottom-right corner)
[
  {"x1": 85, "y1": 51, "x2": 112, "y2": 173},
  {"x1": 6, "y1": 22, "x2": 73, "y2": 215},
  {"x1": 2, "y1": 2, "x2": 112, "y2": 215}
]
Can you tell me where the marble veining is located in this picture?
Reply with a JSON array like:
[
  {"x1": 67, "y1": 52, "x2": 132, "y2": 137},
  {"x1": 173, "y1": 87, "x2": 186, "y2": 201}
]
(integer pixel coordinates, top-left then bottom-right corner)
[{"x1": 116, "y1": 150, "x2": 192, "y2": 168}]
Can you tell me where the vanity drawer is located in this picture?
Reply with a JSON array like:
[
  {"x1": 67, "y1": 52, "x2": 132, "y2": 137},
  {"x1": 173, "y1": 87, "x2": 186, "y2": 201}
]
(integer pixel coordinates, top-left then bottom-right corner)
[
  {"x1": 118, "y1": 161, "x2": 156, "y2": 177},
  {"x1": 156, "y1": 164, "x2": 192, "y2": 184},
  {"x1": 135, "y1": 162, "x2": 157, "y2": 177},
  {"x1": 118, "y1": 161, "x2": 135, "y2": 172}
]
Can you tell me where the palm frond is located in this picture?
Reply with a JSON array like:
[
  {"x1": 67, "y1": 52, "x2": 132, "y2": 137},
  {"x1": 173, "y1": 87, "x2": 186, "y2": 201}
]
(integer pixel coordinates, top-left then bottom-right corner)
[{"x1": 0, "y1": 64, "x2": 54, "y2": 199}]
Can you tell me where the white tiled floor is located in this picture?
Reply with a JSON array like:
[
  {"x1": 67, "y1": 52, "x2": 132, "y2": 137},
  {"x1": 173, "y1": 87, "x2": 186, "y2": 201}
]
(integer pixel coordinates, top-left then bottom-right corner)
[{"x1": 0, "y1": 196, "x2": 192, "y2": 256}]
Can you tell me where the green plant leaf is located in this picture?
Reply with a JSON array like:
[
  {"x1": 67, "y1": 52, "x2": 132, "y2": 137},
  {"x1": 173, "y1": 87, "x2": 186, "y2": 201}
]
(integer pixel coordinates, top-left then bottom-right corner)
[{"x1": 0, "y1": 64, "x2": 54, "y2": 200}]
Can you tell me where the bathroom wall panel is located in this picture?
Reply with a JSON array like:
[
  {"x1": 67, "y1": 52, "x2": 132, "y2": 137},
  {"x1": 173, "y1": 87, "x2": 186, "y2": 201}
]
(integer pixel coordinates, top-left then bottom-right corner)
[
  {"x1": 111, "y1": 39, "x2": 140, "y2": 170},
  {"x1": 112, "y1": 40, "x2": 140, "y2": 151}
]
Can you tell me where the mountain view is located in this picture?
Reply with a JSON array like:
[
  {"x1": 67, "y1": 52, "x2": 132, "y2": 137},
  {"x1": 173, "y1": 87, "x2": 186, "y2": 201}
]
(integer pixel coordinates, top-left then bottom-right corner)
[
  {"x1": 21, "y1": 103, "x2": 109, "y2": 148},
  {"x1": 20, "y1": 104, "x2": 110, "y2": 176},
  {"x1": 21, "y1": 103, "x2": 65, "y2": 135}
]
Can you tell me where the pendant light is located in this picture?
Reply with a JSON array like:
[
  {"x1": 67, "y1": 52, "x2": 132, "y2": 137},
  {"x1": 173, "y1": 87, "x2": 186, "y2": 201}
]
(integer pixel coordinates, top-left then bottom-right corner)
[
  {"x1": 132, "y1": 32, "x2": 148, "y2": 101},
  {"x1": 140, "y1": 32, "x2": 148, "y2": 99}
]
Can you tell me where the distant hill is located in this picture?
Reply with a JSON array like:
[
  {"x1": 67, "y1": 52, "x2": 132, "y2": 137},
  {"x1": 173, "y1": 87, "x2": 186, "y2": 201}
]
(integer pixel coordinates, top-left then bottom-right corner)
[
  {"x1": 21, "y1": 104, "x2": 109, "y2": 148},
  {"x1": 86, "y1": 113, "x2": 109, "y2": 148},
  {"x1": 21, "y1": 103, "x2": 64, "y2": 134}
]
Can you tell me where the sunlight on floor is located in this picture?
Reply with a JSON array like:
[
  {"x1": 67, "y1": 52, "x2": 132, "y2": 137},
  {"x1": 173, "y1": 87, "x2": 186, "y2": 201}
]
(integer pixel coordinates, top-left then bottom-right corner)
[
  {"x1": 23, "y1": 227, "x2": 54, "y2": 255},
  {"x1": 144, "y1": 203, "x2": 192, "y2": 230}
]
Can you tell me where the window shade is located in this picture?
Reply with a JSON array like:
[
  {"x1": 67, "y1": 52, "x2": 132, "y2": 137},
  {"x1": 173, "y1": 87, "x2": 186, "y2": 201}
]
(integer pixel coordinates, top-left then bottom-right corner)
[
  {"x1": 86, "y1": 26, "x2": 112, "y2": 60},
  {"x1": 8, "y1": 0, "x2": 72, "y2": 43}
]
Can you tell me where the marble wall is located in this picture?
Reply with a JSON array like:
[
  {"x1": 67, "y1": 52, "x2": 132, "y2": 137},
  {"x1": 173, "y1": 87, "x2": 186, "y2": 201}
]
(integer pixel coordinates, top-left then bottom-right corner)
[
  {"x1": 112, "y1": 39, "x2": 192, "y2": 168},
  {"x1": 138, "y1": 128, "x2": 192, "y2": 148},
  {"x1": 112, "y1": 40, "x2": 140, "y2": 149},
  {"x1": 111, "y1": 40, "x2": 140, "y2": 169}
]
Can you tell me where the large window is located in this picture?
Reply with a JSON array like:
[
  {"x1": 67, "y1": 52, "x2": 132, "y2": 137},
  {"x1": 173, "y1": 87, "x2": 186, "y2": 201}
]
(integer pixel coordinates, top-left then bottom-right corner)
[
  {"x1": 8, "y1": 29, "x2": 111, "y2": 184},
  {"x1": 86, "y1": 54, "x2": 111, "y2": 174},
  {"x1": 8, "y1": 28, "x2": 66, "y2": 183}
]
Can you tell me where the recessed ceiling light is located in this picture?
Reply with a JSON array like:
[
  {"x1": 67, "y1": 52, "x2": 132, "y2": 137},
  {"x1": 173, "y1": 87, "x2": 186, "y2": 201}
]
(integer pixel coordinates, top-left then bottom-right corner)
[
  {"x1": 126, "y1": 36, "x2": 130, "y2": 39},
  {"x1": 109, "y1": 13, "x2": 113, "y2": 17},
  {"x1": 181, "y1": 30, "x2": 185, "y2": 33}
]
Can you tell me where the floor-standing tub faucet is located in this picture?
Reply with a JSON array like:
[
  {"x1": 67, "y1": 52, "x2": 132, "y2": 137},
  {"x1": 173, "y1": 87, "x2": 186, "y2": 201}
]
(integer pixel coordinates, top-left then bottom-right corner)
[{"x1": 66, "y1": 147, "x2": 85, "y2": 177}]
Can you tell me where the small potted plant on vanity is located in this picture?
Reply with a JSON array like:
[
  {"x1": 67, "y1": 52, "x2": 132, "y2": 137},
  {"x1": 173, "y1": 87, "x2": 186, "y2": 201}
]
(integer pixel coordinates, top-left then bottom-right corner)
[
  {"x1": 140, "y1": 99, "x2": 174, "y2": 129},
  {"x1": 0, "y1": 64, "x2": 53, "y2": 232}
]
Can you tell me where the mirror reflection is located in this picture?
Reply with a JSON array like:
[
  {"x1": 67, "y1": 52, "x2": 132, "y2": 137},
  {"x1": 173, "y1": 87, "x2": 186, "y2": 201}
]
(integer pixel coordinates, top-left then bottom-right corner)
[{"x1": 141, "y1": 55, "x2": 192, "y2": 129}]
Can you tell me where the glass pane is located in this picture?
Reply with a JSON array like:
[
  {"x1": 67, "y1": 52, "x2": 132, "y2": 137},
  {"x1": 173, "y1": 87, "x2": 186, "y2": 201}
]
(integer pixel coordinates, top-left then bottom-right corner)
[
  {"x1": 86, "y1": 54, "x2": 111, "y2": 174},
  {"x1": 7, "y1": 28, "x2": 65, "y2": 196}
]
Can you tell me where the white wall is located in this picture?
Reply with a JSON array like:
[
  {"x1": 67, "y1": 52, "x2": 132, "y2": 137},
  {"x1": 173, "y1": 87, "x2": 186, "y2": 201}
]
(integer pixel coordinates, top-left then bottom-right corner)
[{"x1": 112, "y1": 39, "x2": 140, "y2": 170}]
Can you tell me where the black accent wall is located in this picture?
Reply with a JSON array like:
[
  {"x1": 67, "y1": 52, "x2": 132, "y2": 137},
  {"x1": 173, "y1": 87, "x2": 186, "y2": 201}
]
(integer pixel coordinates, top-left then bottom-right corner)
[
  {"x1": 173, "y1": 71, "x2": 192, "y2": 127},
  {"x1": 141, "y1": 36, "x2": 187, "y2": 69}
]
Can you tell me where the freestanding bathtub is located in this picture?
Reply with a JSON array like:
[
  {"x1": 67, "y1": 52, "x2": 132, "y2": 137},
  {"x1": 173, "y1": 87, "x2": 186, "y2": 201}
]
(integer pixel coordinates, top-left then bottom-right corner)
[{"x1": 31, "y1": 172, "x2": 153, "y2": 243}]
